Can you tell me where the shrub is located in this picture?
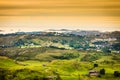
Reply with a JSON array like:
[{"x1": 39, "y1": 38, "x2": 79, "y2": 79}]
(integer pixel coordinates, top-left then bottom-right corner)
[
  {"x1": 94, "y1": 63, "x2": 98, "y2": 68},
  {"x1": 100, "y1": 69, "x2": 105, "y2": 75},
  {"x1": 114, "y1": 71, "x2": 120, "y2": 77}
]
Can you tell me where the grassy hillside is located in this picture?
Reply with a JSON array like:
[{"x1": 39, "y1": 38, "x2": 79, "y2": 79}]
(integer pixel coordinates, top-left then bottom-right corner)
[
  {"x1": 0, "y1": 55, "x2": 120, "y2": 80},
  {"x1": 0, "y1": 47, "x2": 120, "y2": 80},
  {"x1": 0, "y1": 34, "x2": 87, "y2": 49},
  {"x1": 0, "y1": 32, "x2": 120, "y2": 80},
  {"x1": 0, "y1": 47, "x2": 80, "y2": 61}
]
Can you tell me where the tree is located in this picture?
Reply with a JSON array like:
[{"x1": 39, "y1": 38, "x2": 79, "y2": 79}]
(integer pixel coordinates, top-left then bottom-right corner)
[
  {"x1": 14, "y1": 39, "x2": 25, "y2": 46},
  {"x1": 94, "y1": 64, "x2": 98, "y2": 68},
  {"x1": 112, "y1": 43, "x2": 120, "y2": 51},
  {"x1": 114, "y1": 71, "x2": 120, "y2": 77},
  {"x1": 100, "y1": 69, "x2": 105, "y2": 75},
  {"x1": 102, "y1": 47, "x2": 111, "y2": 54},
  {"x1": 56, "y1": 74, "x2": 62, "y2": 80}
]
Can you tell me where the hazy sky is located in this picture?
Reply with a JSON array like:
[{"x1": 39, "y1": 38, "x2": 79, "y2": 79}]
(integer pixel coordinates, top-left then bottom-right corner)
[{"x1": 0, "y1": 0, "x2": 120, "y2": 33}]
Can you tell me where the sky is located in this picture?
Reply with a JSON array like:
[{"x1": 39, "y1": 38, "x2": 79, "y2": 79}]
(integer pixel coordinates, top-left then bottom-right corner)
[{"x1": 0, "y1": 0, "x2": 120, "y2": 33}]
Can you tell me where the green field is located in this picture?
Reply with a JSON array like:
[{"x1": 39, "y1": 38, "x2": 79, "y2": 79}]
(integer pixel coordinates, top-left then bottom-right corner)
[{"x1": 0, "y1": 48, "x2": 120, "y2": 80}]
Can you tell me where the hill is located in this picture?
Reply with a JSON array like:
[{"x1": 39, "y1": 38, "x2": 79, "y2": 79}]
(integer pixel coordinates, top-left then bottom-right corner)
[{"x1": 0, "y1": 31, "x2": 120, "y2": 80}]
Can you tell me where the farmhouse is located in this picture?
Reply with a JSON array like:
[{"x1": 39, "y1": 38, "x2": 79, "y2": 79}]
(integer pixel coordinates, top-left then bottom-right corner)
[{"x1": 89, "y1": 70, "x2": 100, "y2": 76}]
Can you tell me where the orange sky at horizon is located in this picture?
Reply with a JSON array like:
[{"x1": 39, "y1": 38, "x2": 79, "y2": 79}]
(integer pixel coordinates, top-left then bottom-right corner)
[{"x1": 0, "y1": 0, "x2": 120, "y2": 33}]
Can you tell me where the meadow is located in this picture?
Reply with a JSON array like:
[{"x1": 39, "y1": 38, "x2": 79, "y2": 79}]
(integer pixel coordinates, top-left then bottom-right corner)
[
  {"x1": 0, "y1": 32, "x2": 120, "y2": 80},
  {"x1": 0, "y1": 48, "x2": 120, "y2": 80}
]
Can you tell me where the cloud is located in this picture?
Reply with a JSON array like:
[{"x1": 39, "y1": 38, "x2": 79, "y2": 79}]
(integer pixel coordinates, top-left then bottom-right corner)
[
  {"x1": 0, "y1": 9, "x2": 120, "y2": 16},
  {"x1": 0, "y1": 5, "x2": 120, "y2": 9},
  {"x1": 0, "y1": 0, "x2": 120, "y2": 17}
]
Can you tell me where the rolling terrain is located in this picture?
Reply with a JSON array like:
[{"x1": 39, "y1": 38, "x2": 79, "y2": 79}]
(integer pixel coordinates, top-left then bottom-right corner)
[{"x1": 0, "y1": 31, "x2": 120, "y2": 80}]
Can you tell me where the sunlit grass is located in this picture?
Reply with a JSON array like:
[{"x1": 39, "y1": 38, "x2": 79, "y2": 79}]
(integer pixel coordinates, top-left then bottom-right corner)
[{"x1": 0, "y1": 55, "x2": 120, "y2": 80}]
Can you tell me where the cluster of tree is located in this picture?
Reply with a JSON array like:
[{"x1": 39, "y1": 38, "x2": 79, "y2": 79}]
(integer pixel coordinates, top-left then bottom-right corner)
[
  {"x1": 0, "y1": 47, "x2": 47, "y2": 61},
  {"x1": 102, "y1": 47, "x2": 111, "y2": 55},
  {"x1": 112, "y1": 43, "x2": 120, "y2": 51},
  {"x1": 49, "y1": 46, "x2": 66, "y2": 50},
  {"x1": 92, "y1": 64, "x2": 120, "y2": 78},
  {"x1": 93, "y1": 64, "x2": 105, "y2": 75},
  {"x1": 93, "y1": 41, "x2": 107, "y2": 45},
  {"x1": 0, "y1": 68, "x2": 62, "y2": 80},
  {"x1": 81, "y1": 52, "x2": 104, "y2": 62},
  {"x1": 0, "y1": 68, "x2": 43, "y2": 80},
  {"x1": 52, "y1": 52, "x2": 80, "y2": 60},
  {"x1": 1, "y1": 31, "x2": 119, "y2": 52}
]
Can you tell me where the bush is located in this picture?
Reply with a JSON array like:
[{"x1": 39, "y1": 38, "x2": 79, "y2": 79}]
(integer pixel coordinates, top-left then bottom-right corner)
[
  {"x1": 100, "y1": 69, "x2": 105, "y2": 75},
  {"x1": 114, "y1": 71, "x2": 120, "y2": 77},
  {"x1": 0, "y1": 68, "x2": 44, "y2": 80},
  {"x1": 81, "y1": 53, "x2": 102, "y2": 62},
  {"x1": 94, "y1": 63, "x2": 98, "y2": 68}
]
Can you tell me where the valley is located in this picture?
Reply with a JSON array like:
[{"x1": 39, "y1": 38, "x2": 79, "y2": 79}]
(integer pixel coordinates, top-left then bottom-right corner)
[{"x1": 0, "y1": 31, "x2": 120, "y2": 80}]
